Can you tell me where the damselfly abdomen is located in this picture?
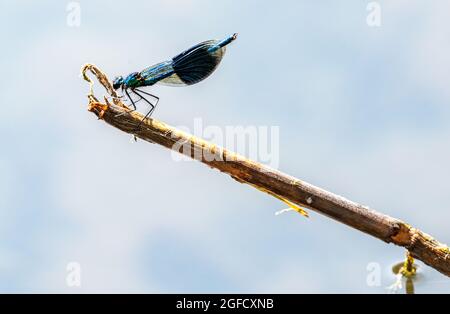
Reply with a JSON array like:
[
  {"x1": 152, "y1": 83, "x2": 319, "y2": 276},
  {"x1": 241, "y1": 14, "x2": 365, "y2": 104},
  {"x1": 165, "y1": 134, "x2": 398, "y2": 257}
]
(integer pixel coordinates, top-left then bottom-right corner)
[{"x1": 113, "y1": 33, "x2": 238, "y2": 126}]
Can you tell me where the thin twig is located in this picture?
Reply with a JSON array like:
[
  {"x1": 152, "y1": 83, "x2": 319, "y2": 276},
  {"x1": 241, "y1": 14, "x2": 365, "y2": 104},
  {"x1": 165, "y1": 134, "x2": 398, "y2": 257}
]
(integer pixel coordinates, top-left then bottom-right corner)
[{"x1": 81, "y1": 64, "x2": 450, "y2": 278}]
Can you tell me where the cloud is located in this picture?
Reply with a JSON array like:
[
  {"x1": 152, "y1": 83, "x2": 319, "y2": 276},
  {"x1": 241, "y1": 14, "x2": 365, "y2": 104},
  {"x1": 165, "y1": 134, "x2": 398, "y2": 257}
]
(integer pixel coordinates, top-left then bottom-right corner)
[{"x1": 1, "y1": 0, "x2": 450, "y2": 293}]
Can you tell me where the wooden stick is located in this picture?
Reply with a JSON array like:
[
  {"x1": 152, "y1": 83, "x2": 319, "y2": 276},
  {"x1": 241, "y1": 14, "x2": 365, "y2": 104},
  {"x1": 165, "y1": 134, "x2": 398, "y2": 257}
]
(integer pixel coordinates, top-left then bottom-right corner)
[{"x1": 82, "y1": 64, "x2": 450, "y2": 278}]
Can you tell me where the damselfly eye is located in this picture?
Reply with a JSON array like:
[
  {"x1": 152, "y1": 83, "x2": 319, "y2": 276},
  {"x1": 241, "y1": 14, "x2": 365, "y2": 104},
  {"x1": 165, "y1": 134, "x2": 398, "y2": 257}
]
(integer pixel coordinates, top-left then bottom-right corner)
[{"x1": 112, "y1": 76, "x2": 123, "y2": 90}]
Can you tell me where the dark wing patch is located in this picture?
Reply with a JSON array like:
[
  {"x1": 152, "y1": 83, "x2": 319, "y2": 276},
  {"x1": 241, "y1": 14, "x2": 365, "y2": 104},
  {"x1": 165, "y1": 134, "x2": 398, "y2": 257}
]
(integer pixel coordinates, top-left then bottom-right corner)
[{"x1": 170, "y1": 40, "x2": 226, "y2": 85}]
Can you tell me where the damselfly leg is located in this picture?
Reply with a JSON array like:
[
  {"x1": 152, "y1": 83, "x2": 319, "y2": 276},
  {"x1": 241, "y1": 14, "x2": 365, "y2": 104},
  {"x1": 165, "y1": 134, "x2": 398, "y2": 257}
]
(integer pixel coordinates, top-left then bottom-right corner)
[
  {"x1": 113, "y1": 89, "x2": 139, "y2": 118},
  {"x1": 119, "y1": 88, "x2": 160, "y2": 131},
  {"x1": 124, "y1": 89, "x2": 137, "y2": 111},
  {"x1": 117, "y1": 88, "x2": 159, "y2": 127},
  {"x1": 132, "y1": 89, "x2": 160, "y2": 130}
]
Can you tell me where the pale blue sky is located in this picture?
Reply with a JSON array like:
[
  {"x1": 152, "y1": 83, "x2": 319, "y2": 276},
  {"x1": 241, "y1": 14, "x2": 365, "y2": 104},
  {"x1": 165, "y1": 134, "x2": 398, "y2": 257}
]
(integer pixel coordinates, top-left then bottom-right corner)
[{"x1": 1, "y1": 1, "x2": 450, "y2": 293}]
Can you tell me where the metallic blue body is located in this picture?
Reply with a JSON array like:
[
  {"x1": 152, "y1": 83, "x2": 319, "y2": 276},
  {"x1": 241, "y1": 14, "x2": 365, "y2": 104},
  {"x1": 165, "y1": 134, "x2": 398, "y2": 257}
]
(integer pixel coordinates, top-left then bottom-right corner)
[
  {"x1": 113, "y1": 33, "x2": 237, "y2": 91},
  {"x1": 111, "y1": 34, "x2": 237, "y2": 126}
]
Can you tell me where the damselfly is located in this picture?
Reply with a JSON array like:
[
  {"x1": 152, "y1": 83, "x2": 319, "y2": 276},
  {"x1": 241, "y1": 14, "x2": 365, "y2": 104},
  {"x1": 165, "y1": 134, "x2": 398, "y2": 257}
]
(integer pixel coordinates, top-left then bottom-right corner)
[{"x1": 113, "y1": 33, "x2": 238, "y2": 127}]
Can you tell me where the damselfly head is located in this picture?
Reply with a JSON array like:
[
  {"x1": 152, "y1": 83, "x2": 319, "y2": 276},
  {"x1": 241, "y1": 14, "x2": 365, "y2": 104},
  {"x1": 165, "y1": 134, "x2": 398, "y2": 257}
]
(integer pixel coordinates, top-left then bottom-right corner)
[{"x1": 113, "y1": 76, "x2": 124, "y2": 90}]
